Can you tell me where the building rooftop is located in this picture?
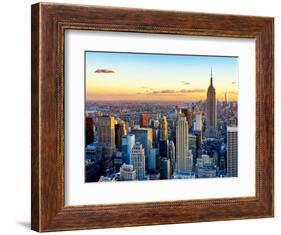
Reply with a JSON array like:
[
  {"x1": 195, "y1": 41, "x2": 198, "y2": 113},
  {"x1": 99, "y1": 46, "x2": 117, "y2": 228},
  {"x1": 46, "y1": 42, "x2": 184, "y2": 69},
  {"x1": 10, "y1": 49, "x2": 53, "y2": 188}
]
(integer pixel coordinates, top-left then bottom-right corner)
[
  {"x1": 227, "y1": 126, "x2": 238, "y2": 132},
  {"x1": 121, "y1": 163, "x2": 134, "y2": 171}
]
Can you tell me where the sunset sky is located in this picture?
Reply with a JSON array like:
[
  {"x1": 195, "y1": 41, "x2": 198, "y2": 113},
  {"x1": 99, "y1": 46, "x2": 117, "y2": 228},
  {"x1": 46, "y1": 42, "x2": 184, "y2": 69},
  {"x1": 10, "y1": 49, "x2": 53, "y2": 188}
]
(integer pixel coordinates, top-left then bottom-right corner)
[{"x1": 85, "y1": 51, "x2": 238, "y2": 102}]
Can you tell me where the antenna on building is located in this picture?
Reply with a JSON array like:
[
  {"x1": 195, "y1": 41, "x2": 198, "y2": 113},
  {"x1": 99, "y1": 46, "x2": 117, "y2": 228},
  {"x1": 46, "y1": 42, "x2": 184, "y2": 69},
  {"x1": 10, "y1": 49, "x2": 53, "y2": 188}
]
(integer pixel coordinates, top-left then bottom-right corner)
[
  {"x1": 210, "y1": 67, "x2": 213, "y2": 85},
  {"x1": 225, "y1": 90, "x2": 228, "y2": 104}
]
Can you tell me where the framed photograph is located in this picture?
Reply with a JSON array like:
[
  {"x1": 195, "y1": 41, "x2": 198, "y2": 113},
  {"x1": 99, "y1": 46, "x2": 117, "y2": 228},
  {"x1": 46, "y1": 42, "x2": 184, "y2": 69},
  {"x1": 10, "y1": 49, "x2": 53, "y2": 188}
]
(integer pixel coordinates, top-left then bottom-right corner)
[{"x1": 31, "y1": 2, "x2": 274, "y2": 232}]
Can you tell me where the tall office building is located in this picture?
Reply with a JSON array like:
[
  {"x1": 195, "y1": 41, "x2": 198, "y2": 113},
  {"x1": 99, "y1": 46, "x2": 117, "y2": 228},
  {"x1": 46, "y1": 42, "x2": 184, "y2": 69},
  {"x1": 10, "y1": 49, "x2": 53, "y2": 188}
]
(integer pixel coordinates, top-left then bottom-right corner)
[
  {"x1": 188, "y1": 134, "x2": 197, "y2": 163},
  {"x1": 114, "y1": 122, "x2": 126, "y2": 150},
  {"x1": 96, "y1": 116, "x2": 115, "y2": 174},
  {"x1": 97, "y1": 145, "x2": 114, "y2": 175},
  {"x1": 97, "y1": 116, "x2": 115, "y2": 148},
  {"x1": 121, "y1": 135, "x2": 128, "y2": 164},
  {"x1": 188, "y1": 107, "x2": 196, "y2": 131},
  {"x1": 150, "y1": 118, "x2": 159, "y2": 147},
  {"x1": 168, "y1": 140, "x2": 176, "y2": 163},
  {"x1": 85, "y1": 144, "x2": 96, "y2": 162},
  {"x1": 148, "y1": 148, "x2": 157, "y2": 170},
  {"x1": 206, "y1": 69, "x2": 217, "y2": 138},
  {"x1": 194, "y1": 112, "x2": 202, "y2": 132},
  {"x1": 219, "y1": 155, "x2": 226, "y2": 171},
  {"x1": 159, "y1": 140, "x2": 168, "y2": 158},
  {"x1": 160, "y1": 158, "x2": 171, "y2": 179},
  {"x1": 159, "y1": 116, "x2": 168, "y2": 141},
  {"x1": 131, "y1": 143, "x2": 146, "y2": 180},
  {"x1": 181, "y1": 108, "x2": 188, "y2": 122},
  {"x1": 131, "y1": 128, "x2": 153, "y2": 168},
  {"x1": 194, "y1": 112, "x2": 203, "y2": 159},
  {"x1": 227, "y1": 126, "x2": 238, "y2": 177},
  {"x1": 181, "y1": 107, "x2": 195, "y2": 131},
  {"x1": 120, "y1": 164, "x2": 136, "y2": 181},
  {"x1": 153, "y1": 129, "x2": 159, "y2": 148},
  {"x1": 127, "y1": 134, "x2": 135, "y2": 163},
  {"x1": 114, "y1": 123, "x2": 120, "y2": 149},
  {"x1": 120, "y1": 122, "x2": 127, "y2": 139},
  {"x1": 86, "y1": 116, "x2": 94, "y2": 146},
  {"x1": 175, "y1": 115, "x2": 189, "y2": 173},
  {"x1": 140, "y1": 113, "x2": 149, "y2": 128},
  {"x1": 184, "y1": 150, "x2": 193, "y2": 173},
  {"x1": 113, "y1": 151, "x2": 123, "y2": 172}
]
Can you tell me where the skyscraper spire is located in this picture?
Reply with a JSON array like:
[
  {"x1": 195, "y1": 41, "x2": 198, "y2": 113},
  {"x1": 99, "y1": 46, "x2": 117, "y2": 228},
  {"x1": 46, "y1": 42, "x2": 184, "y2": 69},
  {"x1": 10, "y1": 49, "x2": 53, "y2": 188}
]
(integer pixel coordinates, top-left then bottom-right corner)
[
  {"x1": 210, "y1": 68, "x2": 213, "y2": 85},
  {"x1": 206, "y1": 67, "x2": 217, "y2": 138}
]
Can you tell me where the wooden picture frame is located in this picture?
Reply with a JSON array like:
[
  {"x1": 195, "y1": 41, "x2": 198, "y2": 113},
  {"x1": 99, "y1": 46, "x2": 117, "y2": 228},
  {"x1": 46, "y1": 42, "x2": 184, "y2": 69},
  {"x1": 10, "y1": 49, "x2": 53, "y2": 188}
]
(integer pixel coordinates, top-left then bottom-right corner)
[{"x1": 31, "y1": 2, "x2": 274, "y2": 232}]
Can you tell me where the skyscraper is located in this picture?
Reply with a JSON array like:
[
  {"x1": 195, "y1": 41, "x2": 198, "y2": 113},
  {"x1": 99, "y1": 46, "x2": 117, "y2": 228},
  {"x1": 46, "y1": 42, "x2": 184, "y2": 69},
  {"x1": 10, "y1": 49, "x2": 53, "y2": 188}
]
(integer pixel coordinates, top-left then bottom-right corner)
[
  {"x1": 206, "y1": 69, "x2": 217, "y2": 138},
  {"x1": 160, "y1": 158, "x2": 171, "y2": 179},
  {"x1": 85, "y1": 116, "x2": 94, "y2": 146},
  {"x1": 159, "y1": 140, "x2": 168, "y2": 158},
  {"x1": 131, "y1": 143, "x2": 146, "y2": 180},
  {"x1": 159, "y1": 116, "x2": 168, "y2": 141},
  {"x1": 194, "y1": 112, "x2": 203, "y2": 158},
  {"x1": 96, "y1": 116, "x2": 116, "y2": 174},
  {"x1": 121, "y1": 135, "x2": 128, "y2": 163},
  {"x1": 168, "y1": 140, "x2": 176, "y2": 174},
  {"x1": 97, "y1": 116, "x2": 115, "y2": 148},
  {"x1": 140, "y1": 113, "x2": 149, "y2": 128},
  {"x1": 194, "y1": 112, "x2": 202, "y2": 133},
  {"x1": 175, "y1": 115, "x2": 189, "y2": 173},
  {"x1": 224, "y1": 91, "x2": 228, "y2": 106},
  {"x1": 227, "y1": 126, "x2": 238, "y2": 177},
  {"x1": 150, "y1": 118, "x2": 159, "y2": 147},
  {"x1": 181, "y1": 107, "x2": 195, "y2": 131},
  {"x1": 127, "y1": 134, "x2": 135, "y2": 163},
  {"x1": 181, "y1": 108, "x2": 188, "y2": 122},
  {"x1": 114, "y1": 121, "x2": 126, "y2": 150},
  {"x1": 148, "y1": 148, "x2": 157, "y2": 170},
  {"x1": 168, "y1": 140, "x2": 176, "y2": 171},
  {"x1": 114, "y1": 123, "x2": 120, "y2": 149},
  {"x1": 113, "y1": 151, "x2": 123, "y2": 172},
  {"x1": 131, "y1": 128, "x2": 153, "y2": 168},
  {"x1": 184, "y1": 150, "x2": 193, "y2": 173},
  {"x1": 188, "y1": 134, "x2": 197, "y2": 163}
]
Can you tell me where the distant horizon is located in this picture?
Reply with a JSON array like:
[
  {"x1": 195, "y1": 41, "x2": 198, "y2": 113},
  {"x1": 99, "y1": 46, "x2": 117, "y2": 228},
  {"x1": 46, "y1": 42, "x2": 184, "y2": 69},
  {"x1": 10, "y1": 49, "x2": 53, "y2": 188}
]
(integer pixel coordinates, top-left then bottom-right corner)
[
  {"x1": 86, "y1": 99, "x2": 238, "y2": 103},
  {"x1": 86, "y1": 51, "x2": 238, "y2": 102}
]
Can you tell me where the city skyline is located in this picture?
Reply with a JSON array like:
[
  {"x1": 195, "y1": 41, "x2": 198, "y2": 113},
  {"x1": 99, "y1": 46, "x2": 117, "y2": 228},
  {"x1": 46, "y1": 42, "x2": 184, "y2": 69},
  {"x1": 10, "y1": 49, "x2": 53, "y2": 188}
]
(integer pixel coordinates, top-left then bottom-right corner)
[
  {"x1": 85, "y1": 51, "x2": 238, "y2": 183},
  {"x1": 86, "y1": 51, "x2": 238, "y2": 102}
]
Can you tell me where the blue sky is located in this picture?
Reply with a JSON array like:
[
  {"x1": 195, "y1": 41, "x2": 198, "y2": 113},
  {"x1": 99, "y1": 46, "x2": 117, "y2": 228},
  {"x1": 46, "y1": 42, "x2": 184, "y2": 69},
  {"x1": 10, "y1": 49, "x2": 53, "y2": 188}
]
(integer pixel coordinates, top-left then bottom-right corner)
[{"x1": 85, "y1": 51, "x2": 238, "y2": 101}]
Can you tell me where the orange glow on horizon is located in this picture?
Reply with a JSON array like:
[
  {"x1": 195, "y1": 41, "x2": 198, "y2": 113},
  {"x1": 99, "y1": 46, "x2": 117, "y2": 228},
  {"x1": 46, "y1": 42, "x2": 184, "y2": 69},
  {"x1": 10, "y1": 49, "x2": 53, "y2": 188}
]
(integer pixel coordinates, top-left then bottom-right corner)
[{"x1": 85, "y1": 52, "x2": 239, "y2": 102}]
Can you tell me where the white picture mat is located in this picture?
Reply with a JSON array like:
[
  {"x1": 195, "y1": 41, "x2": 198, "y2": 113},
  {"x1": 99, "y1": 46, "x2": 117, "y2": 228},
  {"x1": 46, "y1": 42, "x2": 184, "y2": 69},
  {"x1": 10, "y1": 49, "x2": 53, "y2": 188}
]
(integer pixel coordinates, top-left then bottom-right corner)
[{"x1": 65, "y1": 30, "x2": 255, "y2": 205}]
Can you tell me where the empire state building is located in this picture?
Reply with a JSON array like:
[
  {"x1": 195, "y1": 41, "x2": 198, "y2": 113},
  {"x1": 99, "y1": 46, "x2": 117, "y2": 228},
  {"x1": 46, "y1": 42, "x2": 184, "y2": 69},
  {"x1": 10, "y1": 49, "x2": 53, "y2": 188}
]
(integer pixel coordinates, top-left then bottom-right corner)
[{"x1": 206, "y1": 69, "x2": 217, "y2": 138}]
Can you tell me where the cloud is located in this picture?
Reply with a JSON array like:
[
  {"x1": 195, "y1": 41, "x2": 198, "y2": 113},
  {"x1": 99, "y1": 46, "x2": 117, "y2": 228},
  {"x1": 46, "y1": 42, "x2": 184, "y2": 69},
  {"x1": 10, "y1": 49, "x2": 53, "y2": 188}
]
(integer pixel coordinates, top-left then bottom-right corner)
[
  {"x1": 181, "y1": 81, "x2": 191, "y2": 85},
  {"x1": 182, "y1": 89, "x2": 205, "y2": 93},
  {"x1": 94, "y1": 69, "x2": 115, "y2": 74},
  {"x1": 159, "y1": 89, "x2": 176, "y2": 94},
  {"x1": 149, "y1": 89, "x2": 205, "y2": 95}
]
